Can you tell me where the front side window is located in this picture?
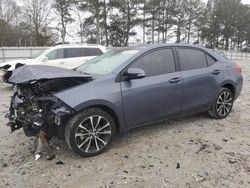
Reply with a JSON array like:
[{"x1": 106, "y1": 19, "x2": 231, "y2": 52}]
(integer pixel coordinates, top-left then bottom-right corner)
[
  {"x1": 46, "y1": 49, "x2": 64, "y2": 60},
  {"x1": 178, "y1": 48, "x2": 207, "y2": 71},
  {"x1": 76, "y1": 49, "x2": 139, "y2": 75},
  {"x1": 130, "y1": 48, "x2": 176, "y2": 77}
]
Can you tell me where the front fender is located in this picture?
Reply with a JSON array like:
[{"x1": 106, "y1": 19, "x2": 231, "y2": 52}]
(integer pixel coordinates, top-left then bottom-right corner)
[
  {"x1": 62, "y1": 98, "x2": 126, "y2": 133},
  {"x1": 54, "y1": 76, "x2": 127, "y2": 132}
]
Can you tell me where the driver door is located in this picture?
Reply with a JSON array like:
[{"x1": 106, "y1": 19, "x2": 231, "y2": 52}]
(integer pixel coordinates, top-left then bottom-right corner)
[{"x1": 120, "y1": 48, "x2": 183, "y2": 128}]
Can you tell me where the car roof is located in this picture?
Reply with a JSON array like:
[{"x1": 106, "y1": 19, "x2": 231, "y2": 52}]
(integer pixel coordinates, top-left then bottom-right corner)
[
  {"x1": 116, "y1": 43, "x2": 209, "y2": 50},
  {"x1": 46, "y1": 44, "x2": 107, "y2": 53},
  {"x1": 50, "y1": 44, "x2": 106, "y2": 49},
  {"x1": 115, "y1": 44, "x2": 223, "y2": 60}
]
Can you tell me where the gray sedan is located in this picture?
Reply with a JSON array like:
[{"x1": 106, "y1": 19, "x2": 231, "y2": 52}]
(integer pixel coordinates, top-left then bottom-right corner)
[{"x1": 5, "y1": 44, "x2": 243, "y2": 157}]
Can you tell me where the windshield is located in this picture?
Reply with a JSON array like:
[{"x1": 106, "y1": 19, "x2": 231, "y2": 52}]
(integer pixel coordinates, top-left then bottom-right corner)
[
  {"x1": 31, "y1": 49, "x2": 48, "y2": 59},
  {"x1": 76, "y1": 49, "x2": 139, "y2": 75}
]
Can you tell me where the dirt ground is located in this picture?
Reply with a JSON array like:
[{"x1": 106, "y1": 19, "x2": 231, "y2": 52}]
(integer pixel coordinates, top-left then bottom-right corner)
[{"x1": 0, "y1": 60, "x2": 249, "y2": 188}]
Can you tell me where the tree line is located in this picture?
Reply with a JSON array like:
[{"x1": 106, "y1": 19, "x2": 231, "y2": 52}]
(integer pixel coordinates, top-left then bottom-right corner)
[{"x1": 0, "y1": 0, "x2": 250, "y2": 51}]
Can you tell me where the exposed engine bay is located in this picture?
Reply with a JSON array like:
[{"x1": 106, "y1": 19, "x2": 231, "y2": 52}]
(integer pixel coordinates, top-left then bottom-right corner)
[
  {"x1": 3, "y1": 65, "x2": 92, "y2": 159},
  {"x1": 7, "y1": 78, "x2": 82, "y2": 137}
]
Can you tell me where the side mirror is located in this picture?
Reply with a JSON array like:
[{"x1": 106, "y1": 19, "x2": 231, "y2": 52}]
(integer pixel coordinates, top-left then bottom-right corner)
[
  {"x1": 123, "y1": 68, "x2": 145, "y2": 80},
  {"x1": 42, "y1": 57, "x2": 48, "y2": 62}
]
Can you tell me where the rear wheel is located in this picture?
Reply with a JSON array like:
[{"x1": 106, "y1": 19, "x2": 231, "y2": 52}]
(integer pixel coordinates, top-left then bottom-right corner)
[
  {"x1": 209, "y1": 88, "x2": 234, "y2": 119},
  {"x1": 65, "y1": 108, "x2": 116, "y2": 157}
]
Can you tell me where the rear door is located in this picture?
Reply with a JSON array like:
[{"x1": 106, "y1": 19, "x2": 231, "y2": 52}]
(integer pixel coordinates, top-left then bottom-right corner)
[
  {"x1": 176, "y1": 47, "x2": 219, "y2": 114},
  {"x1": 121, "y1": 48, "x2": 183, "y2": 128}
]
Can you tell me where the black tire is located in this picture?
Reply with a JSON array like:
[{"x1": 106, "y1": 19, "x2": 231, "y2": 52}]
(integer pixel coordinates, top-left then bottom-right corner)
[
  {"x1": 65, "y1": 108, "x2": 116, "y2": 157},
  {"x1": 208, "y1": 88, "x2": 234, "y2": 119}
]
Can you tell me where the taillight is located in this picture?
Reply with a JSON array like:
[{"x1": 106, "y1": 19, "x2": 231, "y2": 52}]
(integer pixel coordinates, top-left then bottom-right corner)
[{"x1": 235, "y1": 65, "x2": 242, "y2": 73}]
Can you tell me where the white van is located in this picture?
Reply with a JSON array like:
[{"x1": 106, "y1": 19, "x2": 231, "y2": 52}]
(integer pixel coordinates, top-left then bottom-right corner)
[{"x1": 0, "y1": 44, "x2": 107, "y2": 82}]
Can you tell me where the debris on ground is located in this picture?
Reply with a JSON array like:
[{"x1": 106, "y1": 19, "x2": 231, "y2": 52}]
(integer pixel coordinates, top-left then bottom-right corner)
[
  {"x1": 46, "y1": 155, "x2": 56, "y2": 161},
  {"x1": 176, "y1": 163, "x2": 180, "y2": 169},
  {"x1": 196, "y1": 143, "x2": 209, "y2": 154},
  {"x1": 35, "y1": 153, "x2": 42, "y2": 161},
  {"x1": 23, "y1": 162, "x2": 33, "y2": 168},
  {"x1": 213, "y1": 144, "x2": 222, "y2": 150},
  {"x1": 2, "y1": 162, "x2": 7, "y2": 168},
  {"x1": 55, "y1": 161, "x2": 64, "y2": 165},
  {"x1": 229, "y1": 158, "x2": 237, "y2": 164}
]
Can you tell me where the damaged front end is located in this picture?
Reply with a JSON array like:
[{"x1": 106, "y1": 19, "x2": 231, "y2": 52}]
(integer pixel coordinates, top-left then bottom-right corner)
[
  {"x1": 7, "y1": 82, "x2": 73, "y2": 138},
  {"x1": 5, "y1": 65, "x2": 92, "y2": 158}
]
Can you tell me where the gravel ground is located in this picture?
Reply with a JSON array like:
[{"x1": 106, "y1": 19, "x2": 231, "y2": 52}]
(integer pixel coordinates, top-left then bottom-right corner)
[{"x1": 0, "y1": 60, "x2": 249, "y2": 188}]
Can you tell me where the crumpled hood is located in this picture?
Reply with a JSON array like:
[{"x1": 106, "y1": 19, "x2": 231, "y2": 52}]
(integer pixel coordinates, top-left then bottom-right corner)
[{"x1": 8, "y1": 65, "x2": 91, "y2": 84}]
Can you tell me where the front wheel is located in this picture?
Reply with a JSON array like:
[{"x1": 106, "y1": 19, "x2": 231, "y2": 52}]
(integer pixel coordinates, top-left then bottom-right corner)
[
  {"x1": 65, "y1": 108, "x2": 116, "y2": 157},
  {"x1": 209, "y1": 88, "x2": 234, "y2": 119}
]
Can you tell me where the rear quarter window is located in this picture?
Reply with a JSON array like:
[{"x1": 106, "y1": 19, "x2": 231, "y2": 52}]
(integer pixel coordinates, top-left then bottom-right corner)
[
  {"x1": 205, "y1": 54, "x2": 216, "y2": 66},
  {"x1": 64, "y1": 48, "x2": 103, "y2": 58},
  {"x1": 85, "y1": 48, "x2": 103, "y2": 56}
]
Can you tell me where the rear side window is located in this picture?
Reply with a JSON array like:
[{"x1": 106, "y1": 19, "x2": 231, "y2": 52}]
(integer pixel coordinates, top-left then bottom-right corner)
[
  {"x1": 131, "y1": 48, "x2": 176, "y2": 77},
  {"x1": 64, "y1": 48, "x2": 103, "y2": 58},
  {"x1": 178, "y1": 48, "x2": 207, "y2": 71},
  {"x1": 205, "y1": 54, "x2": 216, "y2": 66},
  {"x1": 46, "y1": 49, "x2": 64, "y2": 60}
]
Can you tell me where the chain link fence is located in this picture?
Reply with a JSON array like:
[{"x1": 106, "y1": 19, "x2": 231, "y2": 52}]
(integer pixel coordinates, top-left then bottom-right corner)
[
  {"x1": 216, "y1": 50, "x2": 250, "y2": 60},
  {"x1": 0, "y1": 47, "x2": 249, "y2": 63},
  {"x1": 0, "y1": 47, "x2": 47, "y2": 63}
]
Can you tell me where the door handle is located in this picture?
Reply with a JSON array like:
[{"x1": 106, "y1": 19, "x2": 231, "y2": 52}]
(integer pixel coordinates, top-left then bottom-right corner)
[
  {"x1": 59, "y1": 62, "x2": 65, "y2": 64},
  {"x1": 212, "y1": 70, "x2": 221, "y2": 75},
  {"x1": 169, "y1": 77, "x2": 182, "y2": 84}
]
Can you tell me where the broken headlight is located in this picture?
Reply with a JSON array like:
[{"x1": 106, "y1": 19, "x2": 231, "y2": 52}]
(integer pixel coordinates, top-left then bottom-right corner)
[{"x1": 51, "y1": 102, "x2": 73, "y2": 126}]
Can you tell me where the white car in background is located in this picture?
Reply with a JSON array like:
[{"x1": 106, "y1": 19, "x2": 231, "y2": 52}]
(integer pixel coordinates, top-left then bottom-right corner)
[{"x1": 0, "y1": 44, "x2": 107, "y2": 81}]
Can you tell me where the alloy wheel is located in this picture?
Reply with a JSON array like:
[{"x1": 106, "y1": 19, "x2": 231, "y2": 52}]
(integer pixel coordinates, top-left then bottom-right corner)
[
  {"x1": 216, "y1": 91, "x2": 233, "y2": 117},
  {"x1": 74, "y1": 115, "x2": 112, "y2": 154}
]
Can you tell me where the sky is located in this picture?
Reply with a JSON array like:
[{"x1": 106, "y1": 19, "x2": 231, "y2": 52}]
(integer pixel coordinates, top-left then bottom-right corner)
[
  {"x1": 203, "y1": 0, "x2": 250, "y2": 4},
  {"x1": 67, "y1": 0, "x2": 250, "y2": 44},
  {"x1": 15, "y1": 0, "x2": 250, "y2": 44},
  {"x1": 240, "y1": 0, "x2": 250, "y2": 4}
]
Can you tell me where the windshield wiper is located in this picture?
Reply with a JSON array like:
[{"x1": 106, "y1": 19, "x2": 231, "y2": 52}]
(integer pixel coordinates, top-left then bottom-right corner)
[
  {"x1": 76, "y1": 70, "x2": 95, "y2": 78},
  {"x1": 81, "y1": 71, "x2": 91, "y2": 75}
]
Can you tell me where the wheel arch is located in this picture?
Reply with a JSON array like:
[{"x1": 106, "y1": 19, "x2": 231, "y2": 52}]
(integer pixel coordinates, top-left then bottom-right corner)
[
  {"x1": 74, "y1": 100, "x2": 124, "y2": 133},
  {"x1": 89, "y1": 105, "x2": 120, "y2": 133},
  {"x1": 221, "y1": 82, "x2": 236, "y2": 98}
]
